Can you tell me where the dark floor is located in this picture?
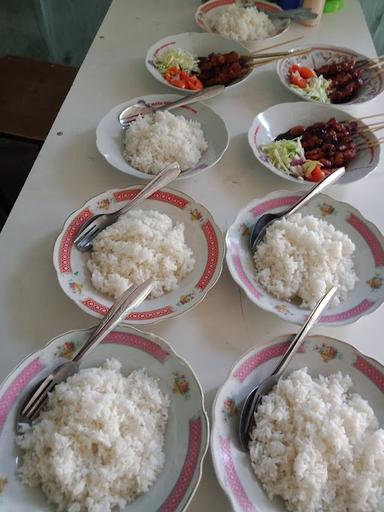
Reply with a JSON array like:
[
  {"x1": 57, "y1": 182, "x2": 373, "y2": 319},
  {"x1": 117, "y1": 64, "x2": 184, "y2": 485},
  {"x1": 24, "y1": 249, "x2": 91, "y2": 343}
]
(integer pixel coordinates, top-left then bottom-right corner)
[
  {"x1": 0, "y1": 55, "x2": 78, "y2": 231},
  {"x1": 0, "y1": 136, "x2": 41, "y2": 230}
]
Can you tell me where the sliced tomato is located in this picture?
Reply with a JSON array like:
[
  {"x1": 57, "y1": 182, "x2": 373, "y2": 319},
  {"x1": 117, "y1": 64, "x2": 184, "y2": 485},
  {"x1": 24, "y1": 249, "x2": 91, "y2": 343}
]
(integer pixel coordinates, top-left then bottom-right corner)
[
  {"x1": 169, "y1": 78, "x2": 186, "y2": 89},
  {"x1": 167, "y1": 66, "x2": 179, "y2": 75},
  {"x1": 307, "y1": 165, "x2": 326, "y2": 182},
  {"x1": 289, "y1": 64, "x2": 300, "y2": 74},
  {"x1": 179, "y1": 70, "x2": 191, "y2": 80},
  {"x1": 299, "y1": 66, "x2": 316, "y2": 79},
  {"x1": 290, "y1": 73, "x2": 308, "y2": 89},
  {"x1": 186, "y1": 76, "x2": 203, "y2": 90}
]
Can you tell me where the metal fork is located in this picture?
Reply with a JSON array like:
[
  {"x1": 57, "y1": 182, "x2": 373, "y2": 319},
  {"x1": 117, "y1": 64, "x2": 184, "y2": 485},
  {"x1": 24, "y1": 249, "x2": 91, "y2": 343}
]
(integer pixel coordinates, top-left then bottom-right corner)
[
  {"x1": 17, "y1": 278, "x2": 154, "y2": 425},
  {"x1": 74, "y1": 162, "x2": 181, "y2": 252}
]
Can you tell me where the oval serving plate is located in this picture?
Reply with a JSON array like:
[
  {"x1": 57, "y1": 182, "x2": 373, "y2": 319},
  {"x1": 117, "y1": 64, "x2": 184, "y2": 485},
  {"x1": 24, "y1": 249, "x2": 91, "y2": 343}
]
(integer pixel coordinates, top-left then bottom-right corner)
[
  {"x1": 226, "y1": 189, "x2": 384, "y2": 326},
  {"x1": 0, "y1": 325, "x2": 209, "y2": 512},
  {"x1": 96, "y1": 94, "x2": 229, "y2": 180},
  {"x1": 145, "y1": 32, "x2": 254, "y2": 94},
  {"x1": 53, "y1": 186, "x2": 225, "y2": 324},
  {"x1": 195, "y1": 0, "x2": 290, "y2": 51},
  {"x1": 211, "y1": 334, "x2": 384, "y2": 512},
  {"x1": 277, "y1": 45, "x2": 384, "y2": 105},
  {"x1": 248, "y1": 102, "x2": 380, "y2": 186}
]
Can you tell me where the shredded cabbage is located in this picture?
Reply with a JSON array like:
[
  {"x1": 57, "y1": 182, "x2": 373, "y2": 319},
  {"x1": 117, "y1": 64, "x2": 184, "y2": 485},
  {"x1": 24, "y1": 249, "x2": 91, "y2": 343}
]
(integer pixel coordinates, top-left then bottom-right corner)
[
  {"x1": 155, "y1": 48, "x2": 199, "y2": 73},
  {"x1": 260, "y1": 138, "x2": 306, "y2": 177},
  {"x1": 290, "y1": 75, "x2": 331, "y2": 103}
]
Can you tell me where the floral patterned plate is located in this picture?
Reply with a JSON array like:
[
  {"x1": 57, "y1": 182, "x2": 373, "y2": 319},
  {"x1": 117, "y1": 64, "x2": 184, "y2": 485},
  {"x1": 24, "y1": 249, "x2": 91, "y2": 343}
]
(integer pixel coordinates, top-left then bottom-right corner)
[
  {"x1": 211, "y1": 334, "x2": 384, "y2": 512},
  {"x1": 96, "y1": 94, "x2": 229, "y2": 180},
  {"x1": 53, "y1": 186, "x2": 225, "y2": 324},
  {"x1": 226, "y1": 189, "x2": 384, "y2": 326},
  {"x1": 0, "y1": 325, "x2": 209, "y2": 512},
  {"x1": 277, "y1": 45, "x2": 384, "y2": 105},
  {"x1": 248, "y1": 102, "x2": 380, "y2": 186}
]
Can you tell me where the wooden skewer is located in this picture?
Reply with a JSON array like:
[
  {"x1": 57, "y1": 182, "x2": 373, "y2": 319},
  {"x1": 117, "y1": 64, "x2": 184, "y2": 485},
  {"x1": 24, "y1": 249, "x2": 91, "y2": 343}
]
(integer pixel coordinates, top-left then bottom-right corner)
[
  {"x1": 356, "y1": 55, "x2": 384, "y2": 68},
  {"x1": 355, "y1": 125, "x2": 384, "y2": 136},
  {"x1": 358, "y1": 113, "x2": 384, "y2": 121},
  {"x1": 245, "y1": 48, "x2": 310, "y2": 61},
  {"x1": 356, "y1": 138, "x2": 384, "y2": 149},
  {"x1": 247, "y1": 49, "x2": 311, "y2": 68},
  {"x1": 362, "y1": 57, "x2": 384, "y2": 71},
  {"x1": 251, "y1": 35, "x2": 304, "y2": 54}
]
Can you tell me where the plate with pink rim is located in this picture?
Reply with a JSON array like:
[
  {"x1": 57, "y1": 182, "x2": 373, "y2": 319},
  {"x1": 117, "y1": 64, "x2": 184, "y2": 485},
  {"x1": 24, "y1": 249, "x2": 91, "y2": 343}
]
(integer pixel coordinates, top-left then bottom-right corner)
[
  {"x1": 277, "y1": 45, "x2": 384, "y2": 105},
  {"x1": 145, "y1": 32, "x2": 253, "y2": 94},
  {"x1": 211, "y1": 334, "x2": 384, "y2": 512},
  {"x1": 226, "y1": 189, "x2": 384, "y2": 326},
  {"x1": 53, "y1": 186, "x2": 225, "y2": 324},
  {"x1": 0, "y1": 325, "x2": 209, "y2": 512},
  {"x1": 195, "y1": 0, "x2": 290, "y2": 52}
]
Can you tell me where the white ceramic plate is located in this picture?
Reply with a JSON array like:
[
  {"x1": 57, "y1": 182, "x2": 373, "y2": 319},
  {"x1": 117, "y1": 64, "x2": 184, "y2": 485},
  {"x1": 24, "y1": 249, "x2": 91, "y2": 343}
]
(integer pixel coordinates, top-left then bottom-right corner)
[
  {"x1": 211, "y1": 334, "x2": 384, "y2": 512},
  {"x1": 195, "y1": 0, "x2": 290, "y2": 52},
  {"x1": 145, "y1": 32, "x2": 253, "y2": 93},
  {"x1": 0, "y1": 325, "x2": 209, "y2": 512},
  {"x1": 96, "y1": 94, "x2": 229, "y2": 180},
  {"x1": 53, "y1": 186, "x2": 225, "y2": 324},
  {"x1": 226, "y1": 189, "x2": 384, "y2": 326},
  {"x1": 248, "y1": 102, "x2": 380, "y2": 186},
  {"x1": 277, "y1": 45, "x2": 384, "y2": 105}
]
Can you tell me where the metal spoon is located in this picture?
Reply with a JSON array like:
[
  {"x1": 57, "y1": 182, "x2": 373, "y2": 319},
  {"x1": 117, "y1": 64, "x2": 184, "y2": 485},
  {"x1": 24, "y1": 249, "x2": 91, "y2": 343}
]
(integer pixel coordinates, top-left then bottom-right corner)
[
  {"x1": 118, "y1": 84, "x2": 224, "y2": 127},
  {"x1": 258, "y1": 7, "x2": 318, "y2": 20},
  {"x1": 17, "y1": 278, "x2": 154, "y2": 426},
  {"x1": 238, "y1": 286, "x2": 337, "y2": 451},
  {"x1": 74, "y1": 162, "x2": 180, "y2": 252},
  {"x1": 250, "y1": 167, "x2": 345, "y2": 253}
]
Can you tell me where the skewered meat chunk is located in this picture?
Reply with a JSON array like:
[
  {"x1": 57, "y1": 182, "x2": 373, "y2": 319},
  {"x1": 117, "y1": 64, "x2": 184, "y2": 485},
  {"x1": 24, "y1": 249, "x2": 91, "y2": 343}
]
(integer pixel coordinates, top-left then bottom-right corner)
[{"x1": 197, "y1": 52, "x2": 249, "y2": 87}]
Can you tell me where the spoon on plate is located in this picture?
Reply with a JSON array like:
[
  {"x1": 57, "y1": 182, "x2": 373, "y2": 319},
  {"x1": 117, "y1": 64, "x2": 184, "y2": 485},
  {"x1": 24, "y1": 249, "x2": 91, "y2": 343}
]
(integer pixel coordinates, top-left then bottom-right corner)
[
  {"x1": 238, "y1": 286, "x2": 337, "y2": 451},
  {"x1": 118, "y1": 84, "x2": 224, "y2": 127},
  {"x1": 74, "y1": 162, "x2": 180, "y2": 252},
  {"x1": 250, "y1": 166, "x2": 345, "y2": 253},
  {"x1": 258, "y1": 7, "x2": 318, "y2": 20},
  {"x1": 17, "y1": 278, "x2": 154, "y2": 425}
]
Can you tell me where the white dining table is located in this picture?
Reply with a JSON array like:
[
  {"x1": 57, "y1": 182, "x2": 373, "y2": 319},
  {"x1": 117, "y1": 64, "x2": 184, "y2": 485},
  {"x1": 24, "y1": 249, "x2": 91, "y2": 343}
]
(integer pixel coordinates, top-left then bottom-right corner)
[{"x1": 0, "y1": 0, "x2": 382, "y2": 509}]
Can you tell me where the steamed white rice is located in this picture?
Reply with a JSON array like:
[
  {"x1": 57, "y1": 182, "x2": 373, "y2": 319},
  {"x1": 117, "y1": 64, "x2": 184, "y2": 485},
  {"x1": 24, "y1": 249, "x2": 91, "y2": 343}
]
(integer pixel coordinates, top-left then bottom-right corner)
[
  {"x1": 122, "y1": 110, "x2": 208, "y2": 174},
  {"x1": 208, "y1": 5, "x2": 276, "y2": 41},
  {"x1": 87, "y1": 209, "x2": 195, "y2": 299},
  {"x1": 253, "y1": 213, "x2": 357, "y2": 308},
  {"x1": 249, "y1": 368, "x2": 384, "y2": 512},
  {"x1": 17, "y1": 359, "x2": 170, "y2": 512}
]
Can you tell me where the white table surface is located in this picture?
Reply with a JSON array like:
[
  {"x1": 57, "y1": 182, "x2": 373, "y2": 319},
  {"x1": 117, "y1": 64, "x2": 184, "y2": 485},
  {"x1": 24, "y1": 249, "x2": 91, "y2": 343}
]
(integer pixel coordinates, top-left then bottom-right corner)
[{"x1": 0, "y1": 0, "x2": 383, "y2": 509}]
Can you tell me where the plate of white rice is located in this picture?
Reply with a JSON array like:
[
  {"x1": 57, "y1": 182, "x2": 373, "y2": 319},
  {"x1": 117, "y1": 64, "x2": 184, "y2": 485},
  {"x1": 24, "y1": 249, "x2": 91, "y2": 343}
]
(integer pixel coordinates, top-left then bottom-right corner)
[
  {"x1": 211, "y1": 333, "x2": 384, "y2": 512},
  {"x1": 96, "y1": 94, "x2": 229, "y2": 180},
  {"x1": 195, "y1": 1, "x2": 290, "y2": 51},
  {"x1": 53, "y1": 185, "x2": 225, "y2": 324},
  {"x1": 0, "y1": 324, "x2": 209, "y2": 512},
  {"x1": 226, "y1": 189, "x2": 384, "y2": 326}
]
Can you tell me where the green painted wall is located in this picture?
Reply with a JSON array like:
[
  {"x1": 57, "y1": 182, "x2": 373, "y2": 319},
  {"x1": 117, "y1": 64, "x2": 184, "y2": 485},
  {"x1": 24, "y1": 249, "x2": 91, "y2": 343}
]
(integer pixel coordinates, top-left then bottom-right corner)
[{"x1": 0, "y1": 0, "x2": 382, "y2": 67}]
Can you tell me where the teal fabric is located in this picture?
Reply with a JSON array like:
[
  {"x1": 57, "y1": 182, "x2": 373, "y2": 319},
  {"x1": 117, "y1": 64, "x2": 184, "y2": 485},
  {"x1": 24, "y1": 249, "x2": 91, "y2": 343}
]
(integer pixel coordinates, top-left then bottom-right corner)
[
  {"x1": 360, "y1": 0, "x2": 384, "y2": 54},
  {"x1": 0, "y1": 0, "x2": 111, "y2": 66}
]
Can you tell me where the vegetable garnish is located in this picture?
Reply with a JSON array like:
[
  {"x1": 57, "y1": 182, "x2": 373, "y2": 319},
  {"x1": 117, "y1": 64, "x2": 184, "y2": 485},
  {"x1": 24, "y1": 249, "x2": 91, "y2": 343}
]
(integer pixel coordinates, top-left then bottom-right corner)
[
  {"x1": 259, "y1": 139, "x2": 329, "y2": 182},
  {"x1": 288, "y1": 64, "x2": 331, "y2": 103},
  {"x1": 163, "y1": 67, "x2": 203, "y2": 90},
  {"x1": 155, "y1": 48, "x2": 199, "y2": 74},
  {"x1": 259, "y1": 138, "x2": 306, "y2": 176}
]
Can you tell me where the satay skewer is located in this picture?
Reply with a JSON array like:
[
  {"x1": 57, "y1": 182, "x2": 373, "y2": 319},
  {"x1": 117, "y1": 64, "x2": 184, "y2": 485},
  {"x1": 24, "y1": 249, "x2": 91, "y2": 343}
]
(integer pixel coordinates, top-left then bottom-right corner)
[
  {"x1": 356, "y1": 138, "x2": 384, "y2": 150},
  {"x1": 251, "y1": 35, "x2": 304, "y2": 54}
]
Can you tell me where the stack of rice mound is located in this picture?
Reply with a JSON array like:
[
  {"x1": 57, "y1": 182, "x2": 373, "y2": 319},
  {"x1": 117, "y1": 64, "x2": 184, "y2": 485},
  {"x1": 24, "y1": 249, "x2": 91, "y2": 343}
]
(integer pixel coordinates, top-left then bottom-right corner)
[{"x1": 253, "y1": 213, "x2": 357, "y2": 308}]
